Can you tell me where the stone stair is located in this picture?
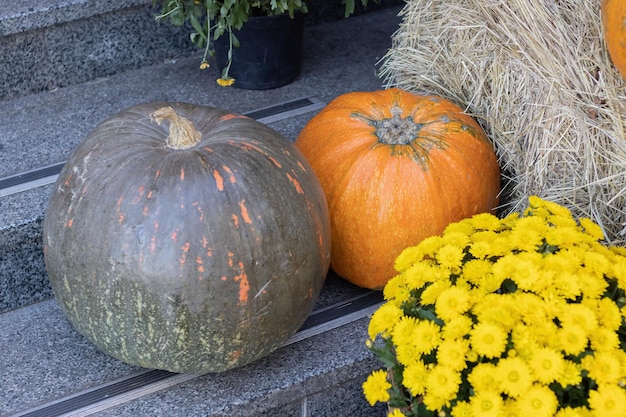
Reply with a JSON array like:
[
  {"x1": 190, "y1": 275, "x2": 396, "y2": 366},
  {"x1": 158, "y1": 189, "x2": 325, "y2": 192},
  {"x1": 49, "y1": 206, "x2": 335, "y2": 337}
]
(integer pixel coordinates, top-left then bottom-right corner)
[{"x1": 0, "y1": 2, "x2": 402, "y2": 415}]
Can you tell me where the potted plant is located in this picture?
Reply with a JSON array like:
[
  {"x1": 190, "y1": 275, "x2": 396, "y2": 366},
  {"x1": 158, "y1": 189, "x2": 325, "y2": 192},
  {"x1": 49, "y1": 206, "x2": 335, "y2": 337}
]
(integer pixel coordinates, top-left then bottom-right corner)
[
  {"x1": 155, "y1": 0, "x2": 369, "y2": 89},
  {"x1": 364, "y1": 196, "x2": 626, "y2": 416}
]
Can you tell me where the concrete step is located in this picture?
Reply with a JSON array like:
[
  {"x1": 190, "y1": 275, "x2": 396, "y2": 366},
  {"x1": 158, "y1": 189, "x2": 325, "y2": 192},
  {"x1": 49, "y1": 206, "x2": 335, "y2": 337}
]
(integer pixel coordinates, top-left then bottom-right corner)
[{"x1": 0, "y1": 0, "x2": 400, "y2": 102}]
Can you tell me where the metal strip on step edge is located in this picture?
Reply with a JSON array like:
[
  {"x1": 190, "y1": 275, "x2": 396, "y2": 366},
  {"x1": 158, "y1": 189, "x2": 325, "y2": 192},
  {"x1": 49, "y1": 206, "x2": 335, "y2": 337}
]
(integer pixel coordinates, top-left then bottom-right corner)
[
  {"x1": 0, "y1": 96, "x2": 326, "y2": 199},
  {"x1": 8, "y1": 291, "x2": 384, "y2": 417}
]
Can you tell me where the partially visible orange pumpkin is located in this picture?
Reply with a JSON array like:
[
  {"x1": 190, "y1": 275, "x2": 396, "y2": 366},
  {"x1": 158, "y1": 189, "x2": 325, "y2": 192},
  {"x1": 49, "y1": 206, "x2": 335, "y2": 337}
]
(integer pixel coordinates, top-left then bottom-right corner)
[
  {"x1": 602, "y1": 0, "x2": 626, "y2": 80},
  {"x1": 295, "y1": 88, "x2": 500, "y2": 290}
]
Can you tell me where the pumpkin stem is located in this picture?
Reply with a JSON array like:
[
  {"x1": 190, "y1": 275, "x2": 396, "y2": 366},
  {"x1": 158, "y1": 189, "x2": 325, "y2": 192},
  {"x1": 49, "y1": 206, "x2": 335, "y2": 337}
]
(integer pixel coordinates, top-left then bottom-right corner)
[
  {"x1": 374, "y1": 106, "x2": 423, "y2": 145},
  {"x1": 150, "y1": 107, "x2": 202, "y2": 150}
]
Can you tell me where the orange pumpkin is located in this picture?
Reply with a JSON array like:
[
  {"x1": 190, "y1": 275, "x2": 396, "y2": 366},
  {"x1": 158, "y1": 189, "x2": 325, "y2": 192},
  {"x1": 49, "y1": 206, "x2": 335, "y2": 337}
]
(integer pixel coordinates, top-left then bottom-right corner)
[
  {"x1": 602, "y1": 0, "x2": 626, "y2": 80},
  {"x1": 295, "y1": 88, "x2": 500, "y2": 289}
]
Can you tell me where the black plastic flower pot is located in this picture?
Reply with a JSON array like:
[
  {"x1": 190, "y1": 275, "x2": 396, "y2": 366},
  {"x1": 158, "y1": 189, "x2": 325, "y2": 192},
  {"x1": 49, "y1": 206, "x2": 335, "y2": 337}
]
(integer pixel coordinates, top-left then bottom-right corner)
[{"x1": 214, "y1": 13, "x2": 304, "y2": 90}]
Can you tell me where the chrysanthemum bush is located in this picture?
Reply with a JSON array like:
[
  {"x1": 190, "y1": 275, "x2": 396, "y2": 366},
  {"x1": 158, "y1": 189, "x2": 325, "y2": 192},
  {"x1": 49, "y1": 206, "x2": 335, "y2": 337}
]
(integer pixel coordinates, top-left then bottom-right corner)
[{"x1": 363, "y1": 196, "x2": 626, "y2": 417}]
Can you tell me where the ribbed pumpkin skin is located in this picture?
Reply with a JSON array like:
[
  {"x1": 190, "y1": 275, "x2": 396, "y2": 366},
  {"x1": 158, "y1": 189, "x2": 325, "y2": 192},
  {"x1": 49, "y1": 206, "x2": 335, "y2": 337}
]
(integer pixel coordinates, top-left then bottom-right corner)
[
  {"x1": 295, "y1": 88, "x2": 500, "y2": 290},
  {"x1": 602, "y1": 0, "x2": 626, "y2": 80},
  {"x1": 43, "y1": 102, "x2": 330, "y2": 373}
]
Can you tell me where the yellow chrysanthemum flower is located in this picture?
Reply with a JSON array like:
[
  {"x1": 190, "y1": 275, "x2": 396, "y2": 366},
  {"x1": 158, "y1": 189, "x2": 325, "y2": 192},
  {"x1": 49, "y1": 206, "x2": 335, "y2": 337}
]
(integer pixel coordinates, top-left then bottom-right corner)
[
  {"x1": 404, "y1": 262, "x2": 441, "y2": 292},
  {"x1": 468, "y1": 212, "x2": 502, "y2": 231},
  {"x1": 442, "y1": 315, "x2": 474, "y2": 340},
  {"x1": 216, "y1": 77, "x2": 235, "y2": 87},
  {"x1": 470, "y1": 229, "x2": 499, "y2": 243},
  {"x1": 383, "y1": 274, "x2": 411, "y2": 305},
  {"x1": 435, "y1": 286, "x2": 472, "y2": 321},
  {"x1": 517, "y1": 384, "x2": 558, "y2": 417},
  {"x1": 588, "y1": 385, "x2": 626, "y2": 417},
  {"x1": 362, "y1": 369, "x2": 391, "y2": 406},
  {"x1": 395, "y1": 339, "x2": 421, "y2": 367},
  {"x1": 558, "y1": 359, "x2": 582, "y2": 387},
  {"x1": 473, "y1": 296, "x2": 520, "y2": 332},
  {"x1": 392, "y1": 315, "x2": 419, "y2": 346},
  {"x1": 469, "y1": 390, "x2": 503, "y2": 417},
  {"x1": 555, "y1": 406, "x2": 594, "y2": 417},
  {"x1": 416, "y1": 235, "x2": 444, "y2": 257},
  {"x1": 509, "y1": 224, "x2": 544, "y2": 252},
  {"x1": 556, "y1": 323, "x2": 588, "y2": 356},
  {"x1": 501, "y1": 398, "x2": 524, "y2": 417},
  {"x1": 496, "y1": 356, "x2": 533, "y2": 398},
  {"x1": 468, "y1": 363, "x2": 500, "y2": 393},
  {"x1": 584, "y1": 251, "x2": 612, "y2": 277},
  {"x1": 402, "y1": 361, "x2": 428, "y2": 396},
  {"x1": 509, "y1": 252, "x2": 543, "y2": 291},
  {"x1": 528, "y1": 347, "x2": 566, "y2": 385},
  {"x1": 470, "y1": 322, "x2": 508, "y2": 359},
  {"x1": 422, "y1": 392, "x2": 450, "y2": 413},
  {"x1": 413, "y1": 319, "x2": 442, "y2": 354},
  {"x1": 560, "y1": 303, "x2": 598, "y2": 333},
  {"x1": 444, "y1": 220, "x2": 475, "y2": 237},
  {"x1": 461, "y1": 259, "x2": 494, "y2": 284},
  {"x1": 451, "y1": 400, "x2": 473, "y2": 417},
  {"x1": 437, "y1": 339, "x2": 470, "y2": 371},
  {"x1": 611, "y1": 258, "x2": 626, "y2": 290},
  {"x1": 579, "y1": 217, "x2": 605, "y2": 240},
  {"x1": 584, "y1": 351, "x2": 624, "y2": 385},
  {"x1": 394, "y1": 245, "x2": 423, "y2": 272},
  {"x1": 442, "y1": 230, "x2": 472, "y2": 247},
  {"x1": 590, "y1": 327, "x2": 621, "y2": 353},
  {"x1": 367, "y1": 303, "x2": 403, "y2": 339},
  {"x1": 420, "y1": 280, "x2": 452, "y2": 306},
  {"x1": 436, "y1": 244, "x2": 465, "y2": 272},
  {"x1": 545, "y1": 226, "x2": 583, "y2": 248},
  {"x1": 576, "y1": 270, "x2": 609, "y2": 300},
  {"x1": 595, "y1": 298, "x2": 623, "y2": 331},
  {"x1": 387, "y1": 409, "x2": 405, "y2": 417},
  {"x1": 468, "y1": 240, "x2": 493, "y2": 260},
  {"x1": 424, "y1": 365, "x2": 461, "y2": 403}
]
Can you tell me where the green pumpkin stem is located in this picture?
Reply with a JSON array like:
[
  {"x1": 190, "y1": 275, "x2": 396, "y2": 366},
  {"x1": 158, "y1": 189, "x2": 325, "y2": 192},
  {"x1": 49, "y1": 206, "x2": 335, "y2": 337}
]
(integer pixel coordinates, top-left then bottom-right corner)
[{"x1": 151, "y1": 107, "x2": 202, "y2": 150}]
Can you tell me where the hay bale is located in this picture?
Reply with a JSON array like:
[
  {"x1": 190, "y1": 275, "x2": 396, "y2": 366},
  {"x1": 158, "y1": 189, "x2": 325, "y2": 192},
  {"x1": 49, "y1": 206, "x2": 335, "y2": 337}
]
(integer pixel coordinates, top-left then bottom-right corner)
[{"x1": 381, "y1": 0, "x2": 626, "y2": 243}]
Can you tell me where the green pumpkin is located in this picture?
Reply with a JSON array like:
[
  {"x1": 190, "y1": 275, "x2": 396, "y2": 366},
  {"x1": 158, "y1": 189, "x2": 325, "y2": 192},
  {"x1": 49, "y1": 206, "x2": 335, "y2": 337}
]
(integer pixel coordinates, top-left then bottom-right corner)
[{"x1": 43, "y1": 102, "x2": 331, "y2": 373}]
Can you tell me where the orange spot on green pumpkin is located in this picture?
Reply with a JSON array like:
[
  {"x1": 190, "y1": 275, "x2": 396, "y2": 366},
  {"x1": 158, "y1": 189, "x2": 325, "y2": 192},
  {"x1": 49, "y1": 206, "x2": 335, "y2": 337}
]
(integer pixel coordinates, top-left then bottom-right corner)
[
  {"x1": 220, "y1": 114, "x2": 249, "y2": 121},
  {"x1": 213, "y1": 169, "x2": 224, "y2": 191},
  {"x1": 180, "y1": 168, "x2": 185, "y2": 181},
  {"x1": 228, "y1": 349, "x2": 243, "y2": 363},
  {"x1": 239, "y1": 200, "x2": 252, "y2": 224},
  {"x1": 116, "y1": 196, "x2": 125, "y2": 223},
  {"x1": 223, "y1": 165, "x2": 236, "y2": 184},
  {"x1": 234, "y1": 261, "x2": 250, "y2": 304},
  {"x1": 268, "y1": 156, "x2": 282, "y2": 168},
  {"x1": 196, "y1": 256, "x2": 204, "y2": 273},
  {"x1": 221, "y1": 276, "x2": 228, "y2": 281},
  {"x1": 231, "y1": 214, "x2": 240, "y2": 227},
  {"x1": 182, "y1": 242, "x2": 190, "y2": 253},
  {"x1": 286, "y1": 173, "x2": 304, "y2": 194},
  {"x1": 66, "y1": 218, "x2": 74, "y2": 228}
]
